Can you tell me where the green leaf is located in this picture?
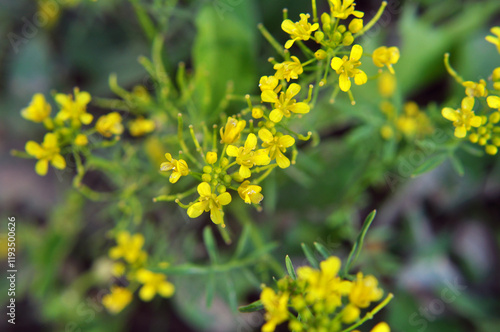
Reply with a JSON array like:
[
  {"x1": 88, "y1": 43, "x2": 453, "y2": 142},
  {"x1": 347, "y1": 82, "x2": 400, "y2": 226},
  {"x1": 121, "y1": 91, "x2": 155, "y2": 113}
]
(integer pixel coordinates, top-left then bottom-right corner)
[
  {"x1": 343, "y1": 210, "x2": 376, "y2": 276},
  {"x1": 224, "y1": 274, "x2": 238, "y2": 312},
  {"x1": 232, "y1": 224, "x2": 251, "y2": 259},
  {"x1": 449, "y1": 153, "x2": 465, "y2": 177},
  {"x1": 301, "y1": 243, "x2": 319, "y2": 269},
  {"x1": 314, "y1": 242, "x2": 331, "y2": 260},
  {"x1": 285, "y1": 255, "x2": 297, "y2": 280},
  {"x1": 238, "y1": 300, "x2": 263, "y2": 313},
  {"x1": 205, "y1": 272, "x2": 215, "y2": 308},
  {"x1": 411, "y1": 153, "x2": 448, "y2": 177},
  {"x1": 203, "y1": 226, "x2": 219, "y2": 264}
]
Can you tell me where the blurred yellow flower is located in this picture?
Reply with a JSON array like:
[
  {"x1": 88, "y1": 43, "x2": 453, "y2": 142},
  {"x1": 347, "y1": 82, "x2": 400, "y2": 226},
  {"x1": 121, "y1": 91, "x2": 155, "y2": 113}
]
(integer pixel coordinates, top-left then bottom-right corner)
[
  {"x1": 274, "y1": 56, "x2": 304, "y2": 82},
  {"x1": 261, "y1": 287, "x2": 289, "y2": 332},
  {"x1": 95, "y1": 112, "x2": 124, "y2": 137},
  {"x1": 136, "y1": 269, "x2": 175, "y2": 301},
  {"x1": 109, "y1": 231, "x2": 147, "y2": 265},
  {"x1": 485, "y1": 26, "x2": 500, "y2": 53},
  {"x1": 21, "y1": 93, "x2": 51, "y2": 123},
  {"x1": 25, "y1": 133, "x2": 66, "y2": 176},
  {"x1": 74, "y1": 134, "x2": 88, "y2": 146},
  {"x1": 102, "y1": 286, "x2": 132, "y2": 314},
  {"x1": 372, "y1": 46, "x2": 400, "y2": 74},
  {"x1": 349, "y1": 272, "x2": 384, "y2": 308},
  {"x1": 442, "y1": 97, "x2": 482, "y2": 138},
  {"x1": 128, "y1": 117, "x2": 155, "y2": 137},
  {"x1": 55, "y1": 87, "x2": 93, "y2": 127}
]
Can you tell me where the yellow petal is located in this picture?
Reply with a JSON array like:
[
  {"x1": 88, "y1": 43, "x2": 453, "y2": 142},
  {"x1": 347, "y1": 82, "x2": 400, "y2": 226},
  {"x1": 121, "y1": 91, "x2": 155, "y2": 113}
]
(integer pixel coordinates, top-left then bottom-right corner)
[
  {"x1": 245, "y1": 133, "x2": 257, "y2": 150},
  {"x1": 169, "y1": 171, "x2": 181, "y2": 183},
  {"x1": 76, "y1": 90, "x2": 91, "y2": 105},
  {"x1": 210, "y1": 207, "x2": 224, "y2": 225},
  {"x1": 487, "y1": 96, "x2": 500, "y2": 109},
  {"x1": 289, "y1": 102, "x2": 310, "y2": 114},
  {"x1": 275, "y1": 151, "x2": 290, "y2": 168},
  {"x1": 226, "y1": 145, "x2": 239, "y2": 157},
  {"x1": 164, "y1": 153, "x2": 173, "y2": 161},
  {"x1": 80, "y1": 113, "x2": 93, "y2": 125},
  {"x1": 187, "y1": 202, "x2": 205, "y2": 218},
  {"x1": 136, "y1": 269, "x2": 153, "y2": 283},
  {"x1": 279, "y1": 135, "x2": 295, "y2": 148},
  {"x1": 239, "y1": 165, "x2": 251, "y2": 178},
  {"x1": 109, "y1": 247, "x2": 122, "y2": 260},
  {"x1": 320, "y1": 256, "x2": 341, "y2": 278},
  {"x1": 281, "y1": 19, "x2": 295, "y2": 34},
  {"x1": 461, "y1": 97, "x2": 474, "y2": 112},
  {"x1": 217, "y1": 192, "x2": 232, "y2": 206},
  {"x1": 139, "y1": 284, "x2": 156, "y2": 302},
  {"x1": 286, "y1": 83, "x2": 301, "y2": 98},
  {"x1": 25, "y1": 141, "x2": 43, "y2": 157},
  {"x1": 50, "y1": 154, "x2": 66, "y2": 170},
  {"x1": 43, "y1": 133, "x2": 58, "y2": 148},
  {"x1": 269, "y1": 109, "x2": 284, "y2": 123},
  {"x1": 158, "y1": 281, "x2": 175, "y2": 298},
  {"x1": 339, "y1": 74, "x2": 351, "y2": 92},
  {"x1": 253, "y1": 150, "x2": 271, "y2": 165},
  {"x1": 35, "y1": 159, "x2": 49, "y2": 176},
  {"x1": 160, "y1": 161, "x2": 173, "y2": 171},
  {"x1": 470, "y1": 116, "x2": 482, "y2": 127},
  {"x1": 371, "y1": 322, "x2": 390, "y2": 332},
  {"x1": 331, "y1": 57, "x2": 344, "y2": 71},
  {"x1": 258, "y1": 128, "x2": 274, "y2": 143},
  {"x1": 354, "y1": 70, "x2": 368, "y2": 85},
  {"x1": 350, "y1": 44, "x2": 363, "y2": 61},
  {"x1": 441, "y1": 108, "x2": 457, "y2": 121},
  {"x1": 454, "y1": 126, "x2": 466, "y2": 138},
  {"x1": 261, "y1": 90, "x2": 278, "y2": 103},
  {"x1": 197, "y1": 182, "x2": 212, "y2": 197},
  {"x1": 284, "y1": 39, "x2": 295, "y2": 49}
]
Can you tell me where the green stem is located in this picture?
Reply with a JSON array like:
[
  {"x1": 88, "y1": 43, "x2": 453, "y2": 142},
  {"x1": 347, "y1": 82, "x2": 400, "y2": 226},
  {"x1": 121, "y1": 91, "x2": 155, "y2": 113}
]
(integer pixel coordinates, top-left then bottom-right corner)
[
  {"x1": 355, "y1": 1, "x2": 388, "y2": 37},
  {"x1": 340, "y1": 293, "x2": 394, "y2": 332},
  {"x1": 258, "y1": 23, "x2": 285, "y2": 58}
]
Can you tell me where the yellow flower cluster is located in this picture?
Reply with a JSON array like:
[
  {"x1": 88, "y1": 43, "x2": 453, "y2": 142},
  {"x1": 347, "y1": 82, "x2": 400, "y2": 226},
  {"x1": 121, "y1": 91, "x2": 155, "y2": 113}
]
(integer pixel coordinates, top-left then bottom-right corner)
[
  {"x1": 260, "y1": 256, "x2": 390, "y2": 332},
  {"x1": 103, "y1": 231, "x2": 175, "y2": 314},
  {"x1": 441, "y1": 27, "x2": 500, "y2": 155},
  {"x1": 20, "y1": 88, "x2": 126, "y2": 175}
]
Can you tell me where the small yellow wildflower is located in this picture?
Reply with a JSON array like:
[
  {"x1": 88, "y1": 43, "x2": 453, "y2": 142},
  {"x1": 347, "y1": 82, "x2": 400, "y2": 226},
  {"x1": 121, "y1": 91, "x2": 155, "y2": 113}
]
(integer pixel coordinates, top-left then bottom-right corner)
[
  {"x1": 329, "y1": 0, "x2": 364, "y2": 20},
  {"x1": 128, "y1": 117, "x2": 155, "y2": 137},
  {"x1": 258, "y1": 129, "x2": 295, "y2": 168},
  {"x1": 281, "y1": 13, "x2": 319, "y2": 49},
  {"x1": 102, "y1": 286, "x2": 132, "y2": 314},
  {"x1": 112, "y1": 262, "x2": 126, "y2": 277},
  {"x1": 463, "y1": 80, "x2": 487, "y2": 97},
  {"x1": 187, "y1": 182, "x2": 232, "y2": 227},
  {"x1": 74, "y1": 134, "x2": 88, "y2": 146},
  {"x1": 378, "y1": 72, "x2": 397, "y2": 98},
  {"x1": 95, "y1": 112, "x2": 124, "y2": 137},
  {"x1": 220, "y1": 117, "x2": 246, "y2": 144},
  {"x1": 261, "y1": 83, "x2": 310, "y2": 123},
  {"x1": 25, "y1": 133, "x2": 66, "y2": 176},
  {"x1": 136, "y1": 269, "x2": 175, "y2": 301},
  {"x1": 227, "y1": 133, "x2": 270, "y2": 178},
  {"x1": 261, "y1": 287, "x2": 289, "y2": 332},
  {"x1": 273, "y1": 56, "x2": 304, "y2": 82},
  {"x1": 349, "y1": 272, "x2": 384, "y2": 308},
  {"x1": 259, "y1": 76, "x2": 280, "y2": 92},
  {"x1": 237, "y1": 180, "x2": 264, "y2": 204},
  {"x1": 109, "y1": 231, "x2": 147, "y2": 265},
  {"x1": 442, "y1": 97, "x2": 482, "y2": 138},
  {"x1": 160, "y1": 153, "x2": 189, "y2": 183},
  {"x1": 485, "y1": 26, "x2": 500, "y2": 53},
  {"x1": 55, "y1": 87, "x2": 93, "y2": 127},
  {"x1": 372, "y1": 46, "x2": 400, "y2": 74},
  {"x1": 331, "y1": 44, "x2": 367, "y2": 92},
  {"x1": 21, "y1": 93, "x2": 51, "y2": 123}
]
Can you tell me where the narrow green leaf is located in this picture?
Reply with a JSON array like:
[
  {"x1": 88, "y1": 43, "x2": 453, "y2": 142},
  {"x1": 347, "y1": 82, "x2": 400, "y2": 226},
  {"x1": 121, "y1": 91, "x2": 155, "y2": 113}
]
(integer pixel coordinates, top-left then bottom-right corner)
[
  {"x1": 205, "y1": 272, "x2": 215, "y2": 308},
  {"x1": 285, "y1": 255, "x2": 297, "y2": 280},
  {"x1": 313, "y1": 242, "x2": 331, "y2": 260},
  {"x1": 224, "y1": 274, "x2": 238, "y2": 313},
  {"x1": 301, "y1": 243, "x2": 319, "y2": 269},
  {"x1": 232, "y1": 224, "x2": 251, "y2": 259},
  {"x1": 238, "y1": 300, "x2": 264, "y2": 313},
  {"x1": 461, "y1": 143, "x2": 484, "y2": 157},
  {"x1": 449, "y1": 153, "x2": 464, "y2": 177},
  {"x1": 203, "y1": 226, "x2": 219, "y2": 264},
  {"x1": 411, "y1": 153, "x2": 447, "y2": 177},
  {"x1": 344, "y1": 210, "x2": 376, "y2": 276}
]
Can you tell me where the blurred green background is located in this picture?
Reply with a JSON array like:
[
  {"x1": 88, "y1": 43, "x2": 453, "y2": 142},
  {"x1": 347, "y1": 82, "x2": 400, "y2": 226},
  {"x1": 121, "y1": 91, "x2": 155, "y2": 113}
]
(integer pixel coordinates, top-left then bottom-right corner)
[{"x1": 1, "y1": 0, "x2": 500, "y2": 331}]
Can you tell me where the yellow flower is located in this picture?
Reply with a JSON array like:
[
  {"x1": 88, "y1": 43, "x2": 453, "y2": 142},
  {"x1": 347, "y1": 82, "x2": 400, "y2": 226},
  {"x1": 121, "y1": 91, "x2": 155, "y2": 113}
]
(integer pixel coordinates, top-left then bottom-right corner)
[
  {"x1": 281, "y1": 13, "x2": 319, "y2": 49},
  {"x1": 21, "y1": 93, "x2": 51, "y2": 123},
  {"x1": 331, "y1": 44, "x2": 367, "y2": 92},
  {"x1": 102, "y1": 286, "x2": 132, "y2": 314},
  {"x1": 259, "y1": 76, "x2": 280, "y2": 92},
  {"x1": 261, "y1": 83, "x2": 310, "y2": 123},
  {"x1": 485, "y1": 26, "x2": 500, "y2": 53},
  {"x1": 372, "y1": 46, "x2": 400, "y2": 74},
  {"x1": 273, "y1": 56, "x2": 304, "y2": 82},
  {"x1": 74, "y1": 134, "x2": 88, "y2": 146},
  {"x1": 136, "y1": 269, "x2": 175, "y2": 301},
  {"x1": 237, "y1": 180, "x2": 264, "y2": 204},
  {"x1": 187, "y1": 182, "x2": 232, "y2": 227},
  {"x1": 220, "y1": 117, "x2": 246, "y2": 144},
  {"x1": 55, "y1": 87, "x2": 93, "y2": 127},
  {"x1": 258, "y1": 129, "x2": 295, "y2": 168},
  {"x1": 353, "y1": 322, "x2": 390, "y2": 332},
  {"x1": 25, "y1": 133, "x2": 66, "y2": 176},
  {"x1": 348, "y1": 18, "x2": 363, "y2": 33},
  {"x1": 160, "y1": 153, "x2": 189, "y2": 183},
  {"x1": 463, "y1": 80, "x2": 488, "y2": 98},
  {"x1": 95, "y1": 112, "x2": 124, "y2": 137},
  {"x1": 378, "y1": 72, "x2": 397, "y2": 98},
  {"x1": 261, "y1": 287, "x2": 289, "y2": 332},
  {"x1": 109, "y1": 231, "x2": 147, "y2": 265},
  {"x1": 349, "y1": 272, "x2": 384, "y2": 308},
  {"x1": 442, "y1": 97, "x2": 482, "y2": 138},
  {"x1": 492, "y1": 67, "x2": 500, "y2": 91},
  {"x1": 227, "y1": 133, "x2": 270, "y2": 178},
  {"x1": 128, "y1": 117, "x2": 155, "y2": 137},
  {"x1": 112, "y1": 262, "x2": 126, "y2": 277},
  {"x1": 329, "y1": 0, "x2": 364, "y2": 20},
  {"x1": 487, "y1": 95, "x2": 500, "y2": 110}
]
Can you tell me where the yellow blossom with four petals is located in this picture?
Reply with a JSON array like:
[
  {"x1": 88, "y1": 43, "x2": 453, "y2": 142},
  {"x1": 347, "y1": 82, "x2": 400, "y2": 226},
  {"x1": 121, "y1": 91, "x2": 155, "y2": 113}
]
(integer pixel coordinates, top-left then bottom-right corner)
[
  {"x1": 187, "y1": 182, "x2": 232, "y2": 227},
  {"x1": 237, "y1": 180, "x2": 264, "y2": 204},
  {"x1": 160, "y1": 153, "x2": 189, "y2": 183},
  {"x1": 21, "y1": 93, "x2": 51, "y2": 123},
  {"x1": 261, "y1": 83, "x2": 310, "y2": 123},
  {"x1": 258, "y1": 129, "x2": 295, "y2": 168},
  {"x1": 25, "y1": 132, "x2": 66, "y2": 176},
  {"x1": 441, "y1": 97, "x2": 482, "y2": 138},
  {"x1": 281, "y1": 13, "x2": 319, "y2": 49},
  {"x1": 136, "y1": 268, "x2": 175, "y2": 301},
  {"x1": 102, "y1": 286, "x2": 133, "y2": 314},
  {"x1": 372, "y1": 46, "x2": 400, "y2": 74},
  {"x1": 108, "y1": 231, "x2": 147, "y2": 265},
  {"x1": 227, "y1": 133, "x2": 271, "y2": 178},
  {"x1": 95, "y1": 112, "x2": 124, "y2": 137},
  {"x1": 331, "y1": 44, "x2": 367, "y2": 92},
  {"x1": 55, "y1": 87, "x2": 93, "y2": 127},
  {"x1": 274, "y1": 56, "x2": 304, "y2": 82}
]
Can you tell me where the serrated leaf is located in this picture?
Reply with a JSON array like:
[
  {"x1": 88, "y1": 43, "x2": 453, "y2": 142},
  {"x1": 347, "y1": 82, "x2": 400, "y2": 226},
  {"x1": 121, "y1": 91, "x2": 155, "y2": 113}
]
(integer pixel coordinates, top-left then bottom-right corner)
[
  {"x1": 301, "y1": 243, "x2": 319, "y2": 269},
  {"x1": 285, "y1": 255, "x2": 297, "y2": 280}
]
